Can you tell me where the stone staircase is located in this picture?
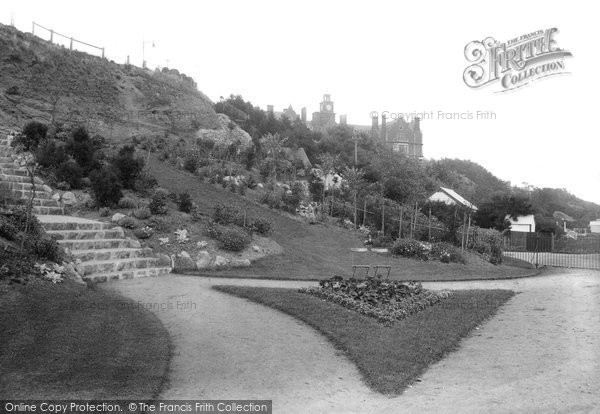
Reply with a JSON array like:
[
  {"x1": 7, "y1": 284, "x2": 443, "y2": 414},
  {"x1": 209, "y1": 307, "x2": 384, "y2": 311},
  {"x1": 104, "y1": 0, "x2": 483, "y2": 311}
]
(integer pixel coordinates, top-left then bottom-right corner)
[{"x1": 1, "y1": 133, "x2": 172, "y2": 283}]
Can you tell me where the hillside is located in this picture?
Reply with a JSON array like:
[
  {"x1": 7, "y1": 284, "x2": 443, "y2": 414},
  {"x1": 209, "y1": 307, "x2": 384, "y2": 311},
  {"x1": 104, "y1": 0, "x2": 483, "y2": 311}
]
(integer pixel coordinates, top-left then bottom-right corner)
[
  {"x1": 0, "y1": 23, "x2": 219, "y2": 139},
  {"x1": 147, "y1": 156, "x2": 533, "y2": 281}
]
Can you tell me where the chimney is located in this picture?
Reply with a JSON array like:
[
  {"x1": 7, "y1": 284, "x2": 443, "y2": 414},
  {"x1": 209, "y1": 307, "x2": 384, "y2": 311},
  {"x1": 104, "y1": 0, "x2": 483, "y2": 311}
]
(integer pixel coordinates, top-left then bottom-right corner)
[
  {"x1": 340, "y1": 114, "x2": 347, "y2": 126},
  {"x1": 380, "y1": 114, "x2": 387, "y2": 142},
  {"x1": 301, "y1": 107, "x2": 307, "y2": 123},
  {"x1": 371, "y1": 115, "x2": 379, "y2": 139}
]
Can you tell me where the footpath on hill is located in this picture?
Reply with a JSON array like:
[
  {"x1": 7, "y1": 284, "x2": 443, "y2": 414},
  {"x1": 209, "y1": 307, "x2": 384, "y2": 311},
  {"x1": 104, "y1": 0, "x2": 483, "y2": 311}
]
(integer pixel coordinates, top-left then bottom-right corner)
[
  {"x1": 108, "y1": 269, "x2": 600, "y2": 413},
  {"x1": 148, "y1": 156, "x2": 534, "y2": 281}
]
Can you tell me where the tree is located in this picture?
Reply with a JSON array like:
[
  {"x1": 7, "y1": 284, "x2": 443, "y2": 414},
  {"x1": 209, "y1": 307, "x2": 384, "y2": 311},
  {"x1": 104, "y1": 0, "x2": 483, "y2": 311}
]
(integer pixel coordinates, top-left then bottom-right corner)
[
  {"x1": 474, "y1": 194, "x2": 534, "y2": 231},
  {"x1": 259, "y1": 133, "x2": 287, "y2": 180},
  {"x1": 343, "y1": 166, "x2": 365, "y2": 228},
  {"x1": 316, "y1": 153, "x2": 340, "y2": 218}
]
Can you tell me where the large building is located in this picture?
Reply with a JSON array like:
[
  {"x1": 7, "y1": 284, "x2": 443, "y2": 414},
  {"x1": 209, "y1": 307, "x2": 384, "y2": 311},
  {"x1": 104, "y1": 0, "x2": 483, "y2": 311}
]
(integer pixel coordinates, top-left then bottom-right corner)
[
  {"x1": 370, "y1": 114, "x2": 423, "y2": 158},
  {"x1": 267, "y1": 94, "x2": 347, "y2": 132}
]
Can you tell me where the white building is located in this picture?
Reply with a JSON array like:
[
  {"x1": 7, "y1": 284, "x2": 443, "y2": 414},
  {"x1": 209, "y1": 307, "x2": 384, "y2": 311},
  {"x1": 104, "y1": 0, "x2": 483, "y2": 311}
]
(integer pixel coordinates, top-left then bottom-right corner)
[
  {"x1": 590, "y1": 220, "x2": 600, "y2": 234},
  {"x1": 506, "y1": 214, "x2": 536, "y2": 233}
]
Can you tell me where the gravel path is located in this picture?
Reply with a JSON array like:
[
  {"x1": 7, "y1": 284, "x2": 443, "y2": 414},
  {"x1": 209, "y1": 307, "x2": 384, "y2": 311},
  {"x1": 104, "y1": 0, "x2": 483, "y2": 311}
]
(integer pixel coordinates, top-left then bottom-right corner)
[{"x1": 107, "y1": 269, "x2": 600, "y2": 413}]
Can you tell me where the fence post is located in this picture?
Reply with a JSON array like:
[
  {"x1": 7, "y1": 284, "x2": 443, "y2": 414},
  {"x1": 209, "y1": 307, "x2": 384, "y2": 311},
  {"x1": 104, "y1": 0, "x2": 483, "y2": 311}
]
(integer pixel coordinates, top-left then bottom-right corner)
[
  {"x1": 32, "y1": 21, "x2": 35, "y2": 35},
  {"x1": 363, "y1": 199, "x2": 367, "y2": 227},
  {"x1": 399, "y1": 207, "x2": 404, "y2": 239},
  {"x1": 50, "y1": 29, "x2": 54, "y2": 43},
  {"x1": 102, "y1": 48, "x2": 105, "y2": 59},
  {"x1": 381, "y1": 202, "x2": 385, "y2": 234},
  {"x1": 428, "y1": 206, "x2": 432, "y2": 242},
  {"x1": 69, "y1": 37, "x2": 73, "y2": 50}
]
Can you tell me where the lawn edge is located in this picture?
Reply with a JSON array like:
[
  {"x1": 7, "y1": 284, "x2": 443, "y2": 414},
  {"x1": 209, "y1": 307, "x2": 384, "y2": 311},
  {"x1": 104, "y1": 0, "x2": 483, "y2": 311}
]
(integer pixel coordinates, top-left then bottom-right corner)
[{"x1": 212, "y1": 285, "x2": 516, "y2": 395}]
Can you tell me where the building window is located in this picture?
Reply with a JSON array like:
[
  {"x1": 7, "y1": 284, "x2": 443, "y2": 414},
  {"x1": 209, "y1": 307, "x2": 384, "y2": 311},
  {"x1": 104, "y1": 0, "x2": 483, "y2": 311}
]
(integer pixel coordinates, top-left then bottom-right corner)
[{"x1": 393, "y1": 143, "x2": 409, "y2": 153}]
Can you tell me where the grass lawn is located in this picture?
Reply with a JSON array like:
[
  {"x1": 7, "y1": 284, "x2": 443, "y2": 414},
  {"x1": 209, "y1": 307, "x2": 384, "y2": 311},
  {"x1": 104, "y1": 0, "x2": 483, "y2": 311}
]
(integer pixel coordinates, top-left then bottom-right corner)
[
  {"x1": 213, "y1": 285, "x2": 515, "y2": 395},
  {"x1": 0, "y1": 279, "x2": 171, "y2": 399},
  {"x1": 149, "y1": 157, "x2": 537, "y2": 281}
]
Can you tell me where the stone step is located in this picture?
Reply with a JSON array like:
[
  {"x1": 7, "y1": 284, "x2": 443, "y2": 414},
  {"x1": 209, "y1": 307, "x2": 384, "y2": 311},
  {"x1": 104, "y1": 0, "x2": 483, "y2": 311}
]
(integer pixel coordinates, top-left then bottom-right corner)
[
  {"x1": 72, "y1": 247, "x2": 154, "y2": 262},
  {"x1": 83, "y1": 266, "x2": 171, "y2": 283},
  {"x1": 0, "y1": 162, "x2": 19, "y2": 168},
  {"x1": 32, "y1": 206, "x2": 64, "y2": 215},
  {"x1": 79, "y1": 257, "x2": 161, "y2": 276},
  {"x1": 8, "y1": 189, "x2": 53, "y2": 199},
  {"x1": 0, "y1": 174, "x2": 43, "y2": 184},
  {"x1": 41, "y1": 220, "x2": 114, "y2": 231},
  {"x1": 0, "y1": 168, "x2": 29, "y2": 177},
  {"x1": 58, "y1": 238, "x2": 141, "y2": 251},
  {"x1": 31, "y1": 198, "x2": 61, "y2": 207},
  {"x1": 47, "y1": 227, "x2": 125, "y2": 240},
  {"x1": 2, "y1": 181, "x2": 51, "y2": 192},
  {"x1": 0, "y1": 157, "x2": 12, "y2": 163}
]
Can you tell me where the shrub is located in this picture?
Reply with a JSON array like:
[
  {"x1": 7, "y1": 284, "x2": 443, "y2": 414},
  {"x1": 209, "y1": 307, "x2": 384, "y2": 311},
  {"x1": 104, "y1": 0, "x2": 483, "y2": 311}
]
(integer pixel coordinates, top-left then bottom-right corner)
[
  {"x1": 431, "y1": 242, "x2": 466, "y2": 264},
  {"x1": 468, "y1": 227, "x2": 503, "y2": 264},
  {"x1": 0, "y1": 216, "x2": 19, "y2": 240},
  {"x1": 148, "y1": 217, "x2": 169, "y2": 232},
  {"x1": 372, "y1": 235, "x2": 394, "y2": 248},
  {"x1": 134, "y1": 170, "x2": 158, "y2": 195},
  {"x1": 178, "y1": 192, "x2": 193, "y2": 213},
  {"x1": 35, "y1": 139, "x2": 68, "y2": 168},
  {"x1": 148, "y1": 188, "x2": 170, "y2": 215},
  {"x1": 250, "y1": 217, "x2": 273, "y2": 235},
  {"x1": 54, "y1": 160, "x2": 83, "y2": 189},
  {"x1": 112, "y1": 145, "x2": 145, "y2": 189},
  {"x1": 118, "y1": 197, "x2": 137, "y2": 209},
  {"x1": 66, "y1": 126, "x2": 98, "y2": 173},
  {"x1": 205, "y1": 221, "x2": 251, "y2": 252},
  {"x1": 133, "y1": 226, "x2": 153, "y2": 239},
  {"x1": 5, "y1": 207, "x2": 42, "y2": 236},
  {"x1": 259, "y1": 190, "x2": 283, "y2": 210},
  {"x1": 118, "y1": 216, "x2": 140, "y2": 229},
  {"x1": 183, "y1": 157, "x2": 198, "y2": 173},
  {"x1": 391, "y1": 238, "x2": 431, "y2": 261},
  {"x1": 99, "y1": 207, "x2": 111, "y2": 217},
  {"x1": 12, "y1": 121, "x2": 48, "y2": 151},
  {"x1": 90, "y1": 167, "x2": 123, "y2": 207},
  {"x1": 133, "y1": 207, "x2": 152, "y2": 220},
  {"x1": 213, "y1": 203, "x2": 244, "y2": 226},
  {"x1": 32, "y1": 236, "x2": 63, "y2": 262}
]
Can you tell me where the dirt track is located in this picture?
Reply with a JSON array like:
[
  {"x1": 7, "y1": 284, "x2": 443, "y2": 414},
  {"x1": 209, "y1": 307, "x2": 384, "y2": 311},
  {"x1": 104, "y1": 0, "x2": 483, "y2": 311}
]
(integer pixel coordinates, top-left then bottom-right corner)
[{"x1": 108, "y1": 269, "x2": 600, "y2": 413}]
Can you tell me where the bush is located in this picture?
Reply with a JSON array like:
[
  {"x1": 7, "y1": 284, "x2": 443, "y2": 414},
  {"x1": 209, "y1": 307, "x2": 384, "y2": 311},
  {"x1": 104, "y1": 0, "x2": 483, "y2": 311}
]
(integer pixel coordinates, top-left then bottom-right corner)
[
  {"x1": 35, "y1": 139, "x2": 68, "y2": 168},
  {"x1": 259, "y1": 190, "x2": 283, "y2": 210},
  {"x1": 112, "y1": 145, "x2": 145, "y2": 189},
  {"x1": 118, "y1": 216, "x2": 140, "y2": 229},
  {"x1": 431, "y1": 242, "x2": 466, "y2": 264},
  {"x1": 148, "y1": 217, "x2": 169, "y2": 232},
  {"x1": 99, "y1": 207, "x2": 111, "y2": 217},
  {"x1": 178, "y1": 192, "x2": 193, "y2": 213},
  {"x1": 12, "y1": 121, "x2": 48, "y2": 151},
  {"x1": 148, "y1": 188, "x2": 170, "y2": 215},
  {"x1": 0, "y1": 216, "x2": 19, "y2": 240},
  {"x1": 372, "y1": 235, "x2": 394, "y2": 248},
  {"x1": 205, "y1": 222, "x2": 251, "y2": 252},
  {"x1": 32, "y1": 236, "x2": 63, "y2": 262},
  {"x1": 133, "y1": 226, "x2": 153, "y2": 239},
  {"x1": 213, "y1": 203, "x2": 244, "y2": 226},
  {"x1": 183, "y1": 157, "x2": 198, "y2": 173},
  {"x1": 54, "y1": 160, "x2": 84, "y2": 189},
  {"x1": 250, "y1": 217, "x2": 273, "y2": 235},
  {"x1": 134, "y1": 170, "x2": 158, "y2": 195},
  {"x1": 468, "y1": 227, "x2": 503, "y2": 264},
  {"x1": 133, "y1": 207, "x2": 152, "y2": 220},
  {"x1": 66, "y1": 126, "x2": 98, "y2": 173},
  {"x1": 90, "y1": 167, "x2": 123, "y2": 207},
  {"x1": 391, "y1": 238, "x2": 431, "y2": 261},
  {"x1": 118, "y1": 197, "x2": 137, "y2": 209}
]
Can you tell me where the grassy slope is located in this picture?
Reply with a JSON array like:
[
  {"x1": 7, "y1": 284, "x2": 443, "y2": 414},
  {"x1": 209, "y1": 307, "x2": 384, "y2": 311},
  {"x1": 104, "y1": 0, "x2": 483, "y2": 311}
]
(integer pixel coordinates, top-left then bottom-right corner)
[
  {"x1": 149, "y1": 156, "x2": 535, "y2": 281},
  {"x1": 0, "y1": 279, "x2": 170, "y2": 399},
  {"x1": 214, "y1": 286, "x2": 515, "y2": 395}
]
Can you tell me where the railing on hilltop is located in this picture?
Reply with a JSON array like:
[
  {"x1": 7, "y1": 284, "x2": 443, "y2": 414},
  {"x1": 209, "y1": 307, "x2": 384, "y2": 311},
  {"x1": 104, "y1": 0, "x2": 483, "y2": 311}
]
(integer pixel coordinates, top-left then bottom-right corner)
[{"x1": 31, "y1": 21, "x2": 105, "y2": 59}]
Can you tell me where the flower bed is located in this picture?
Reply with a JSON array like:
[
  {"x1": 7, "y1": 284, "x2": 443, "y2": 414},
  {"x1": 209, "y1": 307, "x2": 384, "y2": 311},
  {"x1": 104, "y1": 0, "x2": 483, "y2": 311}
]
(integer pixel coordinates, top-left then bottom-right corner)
[{"x1": 300, "y1": 275, "x2": 451, "y2": 325}]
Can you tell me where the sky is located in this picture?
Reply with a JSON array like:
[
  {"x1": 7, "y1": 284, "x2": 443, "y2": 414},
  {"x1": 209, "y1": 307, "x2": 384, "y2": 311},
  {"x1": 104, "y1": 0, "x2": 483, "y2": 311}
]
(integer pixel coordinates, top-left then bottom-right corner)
[{"x1": 3, "y1": 0, "x2": 599, "y2": 204}]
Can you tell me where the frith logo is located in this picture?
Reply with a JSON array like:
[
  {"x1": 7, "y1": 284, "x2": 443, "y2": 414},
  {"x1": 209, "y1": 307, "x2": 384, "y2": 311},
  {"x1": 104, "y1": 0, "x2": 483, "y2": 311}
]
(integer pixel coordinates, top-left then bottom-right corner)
[{"x1": 463, "y1": 28, "x2": 572, "y2": 92}]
